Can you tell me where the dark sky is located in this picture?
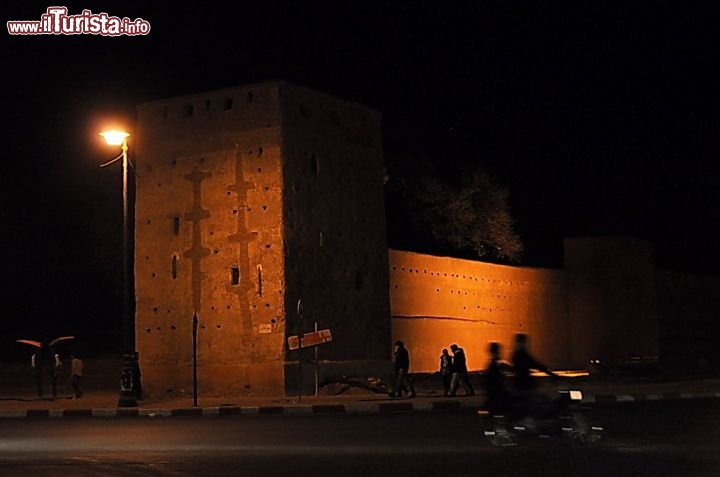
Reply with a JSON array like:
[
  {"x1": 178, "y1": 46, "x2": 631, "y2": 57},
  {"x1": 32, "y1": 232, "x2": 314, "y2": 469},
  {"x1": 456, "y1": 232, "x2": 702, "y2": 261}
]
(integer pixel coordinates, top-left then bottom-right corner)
[{"x1": 3, "y1": 1, "x2": 720, "y2": 346}]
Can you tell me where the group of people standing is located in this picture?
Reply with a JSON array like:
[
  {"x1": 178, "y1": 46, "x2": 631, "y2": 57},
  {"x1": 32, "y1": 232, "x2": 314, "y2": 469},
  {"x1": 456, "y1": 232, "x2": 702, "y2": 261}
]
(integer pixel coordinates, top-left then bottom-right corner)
[
  {"x1": 30, "y1": 351, "x2": 84, "y2": 400},
  {"x1": 391, "y1": 333, "x2": 557, "y2": 406},
  {"x1": 439, "y1": 344, "x2": 475, "y2": 396},
  {"x1": 392, "y1": 340, "x2": 477, "y2": 398}
]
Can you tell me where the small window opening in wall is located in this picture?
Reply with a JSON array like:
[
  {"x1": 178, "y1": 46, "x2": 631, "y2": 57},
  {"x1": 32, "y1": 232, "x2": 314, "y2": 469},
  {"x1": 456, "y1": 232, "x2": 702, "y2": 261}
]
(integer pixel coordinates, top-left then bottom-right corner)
[
  {"x1": 319, "y1": 231, "x2": 324, "y2": 247},
  {"x1": 224, "y1": 97, "x2": 233, "y2": 110},
  {"x1": 311, "y1": 153, "x2": 320, "y2": 175},
  {"x1": 182, "y1": 104, "x2": 194, "y2": 117},
  {"x1": 257, "y1": 264, "x2": 263, "y2": 297},
  {"x1": 247, "y1": 91, "x2": 253, "y2": 103},
  {"x1": 171, "y1": 254, "x2": 178, "y2": 279},
  {"x1": 231, "y1": 266, "x2": 240, "y2": 286},
  {"x1": 205, "y1": 99, "x2": 211, "y2": 111},
  {"x1": 172, "y1": 216, "x2": 180, "y2": 235},
  {"x1": 162, "y1": 106, "x2": 168, "y2": 119}
]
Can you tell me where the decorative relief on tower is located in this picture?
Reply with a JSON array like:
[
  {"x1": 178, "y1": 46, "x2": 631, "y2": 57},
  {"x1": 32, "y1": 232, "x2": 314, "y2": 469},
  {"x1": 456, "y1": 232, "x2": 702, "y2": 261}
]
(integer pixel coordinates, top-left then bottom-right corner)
[
  {"x1": 226, "y1": 146, "x2": 258, "y2": 332},
  {"x1": 183, "y1": 166, "x2": 212, "y2": 314}
]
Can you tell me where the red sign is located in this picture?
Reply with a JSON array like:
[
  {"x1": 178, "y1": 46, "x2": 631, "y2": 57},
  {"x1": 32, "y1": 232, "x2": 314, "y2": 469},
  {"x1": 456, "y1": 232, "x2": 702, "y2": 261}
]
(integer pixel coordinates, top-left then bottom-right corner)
[{"x1": 287, "y1": 329, "x2": 332, "y2": 350}]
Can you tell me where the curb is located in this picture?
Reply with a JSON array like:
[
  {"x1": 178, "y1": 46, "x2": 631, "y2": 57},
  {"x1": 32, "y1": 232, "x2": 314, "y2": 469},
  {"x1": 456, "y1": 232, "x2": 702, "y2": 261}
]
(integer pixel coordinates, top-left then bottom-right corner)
[
  {"x1": 2, "y1": 391, "x2": 719, "y2": 418},
  {"x1": 0, "y1": 398, "x2": 477, "y2": 418}
]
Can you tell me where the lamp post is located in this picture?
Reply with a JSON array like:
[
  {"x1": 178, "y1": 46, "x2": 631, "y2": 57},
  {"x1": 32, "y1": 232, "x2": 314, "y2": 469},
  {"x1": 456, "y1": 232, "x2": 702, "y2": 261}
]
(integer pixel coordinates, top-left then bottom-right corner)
[{"x1": 100, "y1": 129, "x2": 140, "y2": 407}]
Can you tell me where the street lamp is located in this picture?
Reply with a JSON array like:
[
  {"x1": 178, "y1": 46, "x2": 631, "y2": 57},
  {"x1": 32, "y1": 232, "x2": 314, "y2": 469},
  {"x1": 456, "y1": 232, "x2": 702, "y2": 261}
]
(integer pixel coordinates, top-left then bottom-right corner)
[{"x1": 100, "y1": 129, "x2": 140, "y2": 407}]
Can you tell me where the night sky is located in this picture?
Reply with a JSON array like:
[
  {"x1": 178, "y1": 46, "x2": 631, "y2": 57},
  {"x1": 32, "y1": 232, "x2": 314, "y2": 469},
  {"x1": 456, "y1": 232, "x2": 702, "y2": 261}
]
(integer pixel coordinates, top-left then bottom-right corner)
[{"x1": 3, "y1": 1, "x2": 719, "y2": 352}]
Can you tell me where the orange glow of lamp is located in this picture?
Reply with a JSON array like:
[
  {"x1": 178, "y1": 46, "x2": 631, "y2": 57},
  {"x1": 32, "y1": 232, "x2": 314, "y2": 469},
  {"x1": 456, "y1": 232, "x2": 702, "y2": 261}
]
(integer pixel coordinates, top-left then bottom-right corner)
[{"x1": 100, "y1": 129, "x2": 130, "y2": 146}]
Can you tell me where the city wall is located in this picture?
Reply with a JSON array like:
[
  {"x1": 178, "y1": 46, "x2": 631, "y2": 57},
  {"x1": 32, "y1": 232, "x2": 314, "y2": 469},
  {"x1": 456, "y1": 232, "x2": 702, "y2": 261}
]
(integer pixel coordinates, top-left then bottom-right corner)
[
  {"x1": 389, "y1": 249, "x2": 568, "y2": 372},
  {"x1": 389, "y1": 236, "x2": 663, "y2": 373}
]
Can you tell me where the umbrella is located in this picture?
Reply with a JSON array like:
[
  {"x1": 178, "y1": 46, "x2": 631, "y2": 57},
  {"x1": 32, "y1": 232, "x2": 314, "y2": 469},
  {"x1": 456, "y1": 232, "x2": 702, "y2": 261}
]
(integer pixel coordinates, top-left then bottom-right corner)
[
  {"x1": 48, "y1": 336, "x2": 75, "y2": 347},
  {"x1": 16, "y1": 339, "x2": 42, "y2": 348},
  {"x1": 16, "y1": 336, "x2": 76, "y2": 350}
]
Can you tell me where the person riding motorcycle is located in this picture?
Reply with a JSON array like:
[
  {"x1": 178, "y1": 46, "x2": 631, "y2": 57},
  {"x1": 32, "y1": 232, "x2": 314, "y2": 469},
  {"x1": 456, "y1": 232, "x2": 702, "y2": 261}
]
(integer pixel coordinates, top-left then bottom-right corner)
[{"x1": 510, "y1": 333, "x2": 559, "y2": 421}]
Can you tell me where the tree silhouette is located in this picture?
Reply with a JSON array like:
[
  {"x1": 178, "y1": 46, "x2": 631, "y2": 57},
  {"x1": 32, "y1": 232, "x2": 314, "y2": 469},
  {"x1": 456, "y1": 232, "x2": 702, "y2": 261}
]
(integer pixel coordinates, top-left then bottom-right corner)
[{"x1": 385, "y1": 157, "x2": 523, "y2": 263}]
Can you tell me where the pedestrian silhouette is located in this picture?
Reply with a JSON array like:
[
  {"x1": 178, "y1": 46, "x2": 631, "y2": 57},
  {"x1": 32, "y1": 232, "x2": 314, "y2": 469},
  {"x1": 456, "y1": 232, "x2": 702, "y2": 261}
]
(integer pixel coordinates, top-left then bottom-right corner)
[
  {"x1": 31, "y1": 350, "x2": 43, "y2": 399},
  {"x1": 439, "y1": 348, "x2": 453, "y2": 396},
  {"x1": 391, "y1": 340, "x2": 416, "y2": 398},
  {"x1": 70, "y1": 355, "x2": 84, "y2": 399},
  {"x1": 483, "y1": 342, "x2": 512, "y2": 415},
  {"x1": 49, "y1": 352, "x2": 64, "y2": 399},
  {"x1": 510, "y1": 333, "x2": 558, "y2": 422},
  {"x1": 16, "y1": 336, "x2": 75, "y2": 400},
  {"x1": 449, "y1": 343, "x2": 475, "y2": 396},
  {"x1": 483, "y1": 341, "x2": 516, "y2": 446},
  {"x1": 511, "y1": 333, "x2": 558, "y2": 393}
]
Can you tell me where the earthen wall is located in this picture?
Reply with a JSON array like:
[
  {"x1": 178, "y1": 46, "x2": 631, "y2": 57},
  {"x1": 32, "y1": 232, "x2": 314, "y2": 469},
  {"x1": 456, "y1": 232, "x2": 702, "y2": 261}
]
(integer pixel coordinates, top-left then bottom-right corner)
[
  {"x1": 389, "y1": 250, "x2": 568, "y2": 372},
  {"x1": 135, "y1": 82, "x2": 287, "y2": 396}
]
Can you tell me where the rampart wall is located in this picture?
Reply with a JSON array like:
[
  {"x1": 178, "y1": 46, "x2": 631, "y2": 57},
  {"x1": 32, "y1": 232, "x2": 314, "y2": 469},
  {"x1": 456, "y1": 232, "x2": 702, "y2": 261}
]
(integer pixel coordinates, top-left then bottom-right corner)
[
  {"x1": 389, "y1": 236, "x2": 666, "y2": 373},
  {"x1": 389, "y1": 250, "x2": 568, "y2": 372}
]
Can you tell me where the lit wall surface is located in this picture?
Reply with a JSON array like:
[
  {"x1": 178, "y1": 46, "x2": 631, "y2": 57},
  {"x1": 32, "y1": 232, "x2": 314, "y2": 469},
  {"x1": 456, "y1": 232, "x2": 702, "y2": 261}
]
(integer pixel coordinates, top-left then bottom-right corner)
[
  {"x1": 389, "y1": 249, "x2": 568, "y2": 372},
  {"x1": 134, "y1": 81, "x2": 391, "y2": 397},
  {"x1": 389, "y1": 236, "x2": 661, "y2": 373}
]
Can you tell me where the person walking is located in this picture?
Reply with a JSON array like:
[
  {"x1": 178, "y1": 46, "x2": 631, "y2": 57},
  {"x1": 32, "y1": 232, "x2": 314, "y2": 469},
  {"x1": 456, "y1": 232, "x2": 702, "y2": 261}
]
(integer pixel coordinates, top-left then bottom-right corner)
[
  {"x1": 50, "y1": 352, "x2": 62, "y2": 399},
  {"x1": 391, "y1": 340, "x2": 416, "y2": 398},
  {"x1": 439, "y1": 348, "x2": 453, "y2": 396},
  {"x1": 449, "y1": 343, "x2": 475, "y2": 396},
  {"x1": 70, "y1": 355, "x2": 84, "y2": 399},
  {"x1": 31, "y1": 350, "x2": 43, "y2": 399}
]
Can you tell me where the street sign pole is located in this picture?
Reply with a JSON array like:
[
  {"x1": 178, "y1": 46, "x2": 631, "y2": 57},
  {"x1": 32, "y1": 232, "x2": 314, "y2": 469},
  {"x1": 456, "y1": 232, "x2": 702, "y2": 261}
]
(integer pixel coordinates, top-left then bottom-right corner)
[
  {"x1": 286, "y1": 327, "x2": 332, "y2": 398},
  {"x1": 297, "y1": 299, "x2": 303, "y2": 402},
  {"x1": 314, "y1": 321, "x2": 319, "y2": 396},
  {"x1": 192, "y1": 312, "x2": 198, "y2": 407}
]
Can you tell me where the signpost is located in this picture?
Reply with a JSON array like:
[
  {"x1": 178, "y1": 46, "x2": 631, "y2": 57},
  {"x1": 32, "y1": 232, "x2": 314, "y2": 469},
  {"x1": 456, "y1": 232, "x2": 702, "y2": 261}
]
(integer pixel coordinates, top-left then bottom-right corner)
[
  {"x1": 296, "y1": 300, "x2": 303, "y2": 401},
  {"x1": 192, "y1": 312, "x2": 198, "y2": 407},
  {"x1": 287, "y1": 328, "x2": 333, "y2": 350},
  {"x1": 287, "y1": 327, "x2": 333, "y2": 397}
]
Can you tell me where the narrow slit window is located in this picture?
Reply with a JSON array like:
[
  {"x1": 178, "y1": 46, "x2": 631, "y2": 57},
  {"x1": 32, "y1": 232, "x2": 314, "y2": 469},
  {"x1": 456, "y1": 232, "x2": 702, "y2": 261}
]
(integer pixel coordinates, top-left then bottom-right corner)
[
  {"x1": 257, "y1": 264, "x2": 263, "y2": 297},
  {"x1": 171, "y1": 254, "x2": 178, "y2": 279},
  {"x1": 173, "y1": 216, "x2": 180, "y2": 235},
  {"x1": 224, "y1": 97, "x2": 233, "y2": 110},
  {"x1": 231, "y1": 266, "x2": 240, "y2": 286}
]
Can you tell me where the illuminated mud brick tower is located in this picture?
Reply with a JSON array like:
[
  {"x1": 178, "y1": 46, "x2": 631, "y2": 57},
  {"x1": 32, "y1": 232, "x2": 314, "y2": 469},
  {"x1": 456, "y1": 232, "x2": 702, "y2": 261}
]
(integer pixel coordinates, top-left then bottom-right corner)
[{"x1": 134, "y1": 81, "x2": 391, "y2": 397}]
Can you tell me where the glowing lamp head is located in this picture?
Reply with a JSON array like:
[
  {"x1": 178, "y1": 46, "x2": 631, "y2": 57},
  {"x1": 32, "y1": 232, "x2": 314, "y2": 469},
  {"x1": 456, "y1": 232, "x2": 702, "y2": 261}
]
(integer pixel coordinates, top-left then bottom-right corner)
[{"x1": 100, "y1": 130, "x2": 130, "y2": 146}]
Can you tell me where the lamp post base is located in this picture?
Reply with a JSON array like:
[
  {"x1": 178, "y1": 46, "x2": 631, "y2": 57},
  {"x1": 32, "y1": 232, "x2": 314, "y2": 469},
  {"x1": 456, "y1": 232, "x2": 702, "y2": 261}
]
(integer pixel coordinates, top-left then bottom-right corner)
[{"x1": 118, "y1": 353, "x2": 141, "y2": 407}]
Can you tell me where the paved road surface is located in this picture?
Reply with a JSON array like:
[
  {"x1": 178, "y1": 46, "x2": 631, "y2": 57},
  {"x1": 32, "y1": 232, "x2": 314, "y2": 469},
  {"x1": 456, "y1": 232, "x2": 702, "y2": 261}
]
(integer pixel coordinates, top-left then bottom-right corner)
[{"x1": 0, "y1": 398, "x2": 718, "y2": 476}]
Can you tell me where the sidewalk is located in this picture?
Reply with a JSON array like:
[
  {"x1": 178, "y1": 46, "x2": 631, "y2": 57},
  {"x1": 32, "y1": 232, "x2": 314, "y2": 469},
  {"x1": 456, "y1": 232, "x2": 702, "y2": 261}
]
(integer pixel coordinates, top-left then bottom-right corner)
[{"x1": 2, "y1": 373, "x2": 720, "y2": 418}]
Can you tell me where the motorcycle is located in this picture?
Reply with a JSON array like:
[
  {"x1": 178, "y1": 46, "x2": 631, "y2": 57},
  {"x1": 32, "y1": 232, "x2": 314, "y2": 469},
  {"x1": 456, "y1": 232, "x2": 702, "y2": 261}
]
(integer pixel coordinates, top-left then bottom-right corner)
[{"x1": 483, "y1": 385, "x2": 604, "y2": 447}]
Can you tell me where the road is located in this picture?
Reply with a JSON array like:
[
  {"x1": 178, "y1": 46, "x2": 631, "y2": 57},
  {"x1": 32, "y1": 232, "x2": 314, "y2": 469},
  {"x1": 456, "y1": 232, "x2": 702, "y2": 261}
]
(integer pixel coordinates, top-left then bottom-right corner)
[{"x1": 0, "y1": 398, "x2": 718, "y2": 476}]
